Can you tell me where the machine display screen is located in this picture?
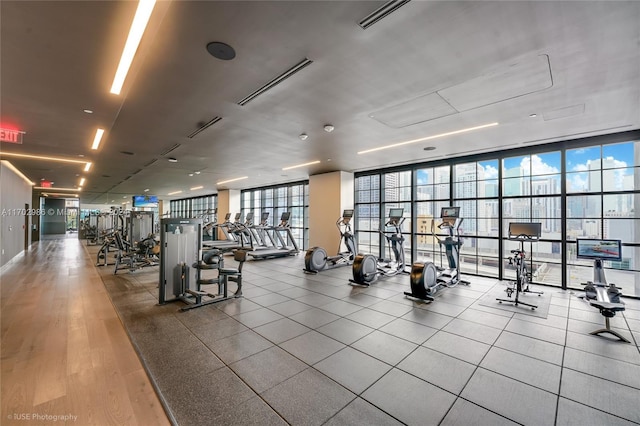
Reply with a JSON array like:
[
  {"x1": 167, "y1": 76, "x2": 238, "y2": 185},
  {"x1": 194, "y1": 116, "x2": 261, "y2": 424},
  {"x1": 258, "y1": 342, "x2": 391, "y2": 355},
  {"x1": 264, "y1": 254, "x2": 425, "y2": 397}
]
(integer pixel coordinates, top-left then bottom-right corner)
[
  {"x1": 508, "y1": 222, "x2": 541, "y2": 239},
  {"x1": 576, "y1": 239, "x2": 622, "y2": 261},
  {"x1": 389, "y1": 208, "x2": 403, "y2": 219},
  {"x1": 441, "y1": 207, "x2": 460, "y2": 219}
]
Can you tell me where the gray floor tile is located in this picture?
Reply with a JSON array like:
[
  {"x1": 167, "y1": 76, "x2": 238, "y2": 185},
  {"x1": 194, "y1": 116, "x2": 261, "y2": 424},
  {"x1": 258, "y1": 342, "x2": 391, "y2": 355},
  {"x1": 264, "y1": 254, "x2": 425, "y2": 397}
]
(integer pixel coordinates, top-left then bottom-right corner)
[
  {"x1": 493, "y1": 331, "x2": 564, "y2": 365},
  {"x1": 207, "y1": 329, "x2": 274, "y2": 364},
  {"x1": 268, "y1": 299, "x2": 314, "y2": 316},
  {"x1": 369, "y1": 299, "x2": 414, "y2": 317},
  {"x1": 315, "y1": 347, "x2": 392, "y2": 394},
  {"x1": 480, "y1": 346, "x2": 561, "y2": 393},
  {"x1": 210, "y1": 396, "x2": 288, "y2": 425},
  {"x1": 290, "y1": 307, "x2": 340, "y2": 329},
  {"x1": 457, "y1": 307, "x2": 511, "y2": 329},
  {"x1": 555, "y1": 397, "x2": 638, "y2": 426},
  {"x1": 253, "y1": 317, "x2": 311, "y2": 344},
  {"x1": 566, "y1": 318, "x2": 631, "y2": 341},
  {"x1": 440, "y1": 398, "x2": 519, "y2": 426},
  {"x1": 190, "y1": 316, "x2": 249, "y2": 347},
  {"x1": 423, "y1": 330, "x2": 491, "y2": 365},
  {"x1": 342, "y1": 293, "x2": 384, "y2": 307},
  {"x1": 216, "y1": 298, "x2": 263, "y2": 316},
  {"x1": 378, "y1": 317, "x2": 438, "y2": 345},
  {"x1": 548, "y1": 303, "x2": 569, "y2": 317},
  {"x1": 229, "y1": 346, "x2": 308, "y2": 394},
  {"x1": 325, "y1": 397, "x2": 403, "y2": 426},
  {"x1": 346, "y1": 308, "x2": 397, "y2": 329},
  {"x1": 351, "y1": 330, "x2": 418, "y2": 365},
  {"x1": 560, "y1": 368, "x2": 640, "y2": 423},
  {"x1": 319, "y1": 299, "x2": 365, "y2": 317},
  {"x1": 401, "y1": 308, "x2": 454, "y2": 329},
  {"x1": 505, "y1": 317, "x2": 567, "y2": 345},
  {"x1": 565, "y1": 331, "x2": 640, "y2": 364},
  {"x1": 398, "y1": 346, "x2": 476, "y2": 394},
  {"x1": 261, "y1": 368, "x2": 355, "y2": 426},
  {"x1": 316, "y1": 318, "x2": 375, "y2": 345},
  {"x1": 249, "y1": 292, "x2": 291, "y2": 307},
  {"x1": 280, "y1": 330, "x2": 345, "y2": 365},
  {"x1": 442, "y1": 317, "x2": 502, "y2": 344},
  {"x1": 419, "y1": 299, "x2": 468, "y2": 317},
  {"x1": 232, "y1": 307, "x2": 284, "y2": 328},
  {"x1": 276, "y1": 286, "x2": 314, "y2": 299},
  {"x1": 461, "y1": 368, "x2": 557, "y2": 425},
  {"x1": 296, "y1": 292, "x2": 337, "y2": 307},
  {"x1": 361, "y1": 368, "x2": 457, "y2": 426},
  {"x1": 260, "y1": 281, "x2": 295, "y2": 292},
  {"x1": 563, "y1": 347, "x2": 640, "y2": 389},
  {"x1": 513, "y1": 311, "x2": 568, "y2": 330}
]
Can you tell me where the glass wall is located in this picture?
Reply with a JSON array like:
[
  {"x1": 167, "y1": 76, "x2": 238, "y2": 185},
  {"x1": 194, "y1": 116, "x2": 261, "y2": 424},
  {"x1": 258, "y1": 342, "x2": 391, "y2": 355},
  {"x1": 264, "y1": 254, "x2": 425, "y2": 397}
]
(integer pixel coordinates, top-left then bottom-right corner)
[
  {"x1": 354, "y1": 133, "x2": 640, "y2": 297},
  {"x1": 241, "y1": 181, "x2": 309, "y2": 249},
  {"x1": 170, "y1": 194, "x2": 217, "y2": 222}
]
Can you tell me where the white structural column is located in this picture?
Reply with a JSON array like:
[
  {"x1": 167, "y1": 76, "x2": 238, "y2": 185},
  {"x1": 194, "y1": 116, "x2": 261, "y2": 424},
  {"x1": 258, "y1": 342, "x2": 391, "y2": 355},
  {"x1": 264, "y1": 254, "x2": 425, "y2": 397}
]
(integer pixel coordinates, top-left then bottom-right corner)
[{"x1": 308, "y1": 171, "x2": 354, "y2": 252}]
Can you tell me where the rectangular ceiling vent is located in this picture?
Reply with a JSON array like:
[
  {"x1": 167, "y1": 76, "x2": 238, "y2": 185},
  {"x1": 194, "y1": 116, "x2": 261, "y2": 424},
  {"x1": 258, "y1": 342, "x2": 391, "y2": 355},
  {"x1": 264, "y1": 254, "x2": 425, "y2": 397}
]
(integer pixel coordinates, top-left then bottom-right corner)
[
  {"x1": 143, "y1": 158, "x2": 158, "y2": 167},
  {"x1": 160, "y1": 143, "x2": 181, "y2": 156},
  {"x1": 237, "y1": 58, "x2": 313, "y2": 106},
  {"x1": 187, "y1": 116, "x2": 222, "y2": 139},
  {"x1": 359, "y1": 0, "x2": 411, "y2": 30}
]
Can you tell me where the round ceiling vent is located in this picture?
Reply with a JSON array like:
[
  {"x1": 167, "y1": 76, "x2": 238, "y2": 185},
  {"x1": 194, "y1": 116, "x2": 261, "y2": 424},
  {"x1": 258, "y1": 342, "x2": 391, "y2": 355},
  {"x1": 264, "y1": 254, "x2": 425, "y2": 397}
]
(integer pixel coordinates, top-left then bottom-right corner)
[{"x1": 206, "y1": 42, "x2": 236, "y2": 60}]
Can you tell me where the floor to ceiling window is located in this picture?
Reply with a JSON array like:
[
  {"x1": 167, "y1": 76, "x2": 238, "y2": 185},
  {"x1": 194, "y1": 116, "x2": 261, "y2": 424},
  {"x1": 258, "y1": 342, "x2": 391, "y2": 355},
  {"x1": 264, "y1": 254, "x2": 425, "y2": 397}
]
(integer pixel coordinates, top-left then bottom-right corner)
[
  {"x1": 169, "y1": 195, "x2": 217, "y2": 221},
  {"x1": 241, "y1": 181, "x2": 309, "y2": 250},
  {"x1": 354, "y1": 131, "x2": 640, "y2": 297}
]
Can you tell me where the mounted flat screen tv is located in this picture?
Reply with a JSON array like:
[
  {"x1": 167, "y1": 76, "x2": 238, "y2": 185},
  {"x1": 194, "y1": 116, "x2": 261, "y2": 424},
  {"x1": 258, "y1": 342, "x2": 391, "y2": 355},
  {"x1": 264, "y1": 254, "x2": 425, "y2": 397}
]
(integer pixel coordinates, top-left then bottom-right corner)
[
  {"x1": 576, "y1": 239, "x2": 622, "y2": 261},
  {"x1": 132, "y1": 195, "x2": 158, "y2": 208}
]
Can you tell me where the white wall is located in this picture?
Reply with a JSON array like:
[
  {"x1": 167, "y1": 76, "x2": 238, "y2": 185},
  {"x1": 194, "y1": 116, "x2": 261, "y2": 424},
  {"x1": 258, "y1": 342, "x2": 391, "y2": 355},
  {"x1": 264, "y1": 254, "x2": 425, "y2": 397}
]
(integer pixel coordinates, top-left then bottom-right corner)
[
  {"x1": 0, "y1": 161, "x2": 34, "y2": 267},
  {"x1": 216, "y1": 189, "x2": 240, "y2": 238}
]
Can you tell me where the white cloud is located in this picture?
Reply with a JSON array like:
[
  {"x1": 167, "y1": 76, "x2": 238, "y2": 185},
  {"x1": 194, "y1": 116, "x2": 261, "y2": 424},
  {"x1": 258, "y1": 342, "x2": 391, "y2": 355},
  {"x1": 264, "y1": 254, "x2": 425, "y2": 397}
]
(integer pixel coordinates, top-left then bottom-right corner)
[
  {"x1": 521, "y1": 155, "x2": 559, "y2": 175},
  {"x1": 481, "y1": 164, "x2": 498, "y2": 179}
]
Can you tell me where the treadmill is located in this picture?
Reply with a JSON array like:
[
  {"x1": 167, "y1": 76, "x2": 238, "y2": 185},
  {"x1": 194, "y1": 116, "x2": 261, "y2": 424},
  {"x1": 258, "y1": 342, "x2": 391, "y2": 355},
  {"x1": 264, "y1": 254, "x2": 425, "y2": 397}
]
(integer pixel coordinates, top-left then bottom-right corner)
[
  {"x1": 202, "y1": 213, "x2": 246, "y2": 251},
  {"x1": 248, "y1": 212, "x2": 299, "y2": 259}
]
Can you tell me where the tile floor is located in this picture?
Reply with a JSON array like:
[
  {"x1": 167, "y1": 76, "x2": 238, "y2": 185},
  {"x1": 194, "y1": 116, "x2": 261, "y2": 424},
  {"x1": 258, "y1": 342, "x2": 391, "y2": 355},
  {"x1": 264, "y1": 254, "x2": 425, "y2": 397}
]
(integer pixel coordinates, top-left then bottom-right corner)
[{"x1": 91, "y1": 245, "x2": 640, "y2": 426}]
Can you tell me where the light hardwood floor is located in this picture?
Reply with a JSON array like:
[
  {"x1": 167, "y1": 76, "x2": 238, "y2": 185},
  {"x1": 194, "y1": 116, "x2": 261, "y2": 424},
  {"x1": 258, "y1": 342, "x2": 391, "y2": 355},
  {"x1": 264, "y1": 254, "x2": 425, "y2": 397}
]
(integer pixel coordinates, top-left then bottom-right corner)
[{"x1": 1, "y1": 237, "x2": 170, "y2": 426}]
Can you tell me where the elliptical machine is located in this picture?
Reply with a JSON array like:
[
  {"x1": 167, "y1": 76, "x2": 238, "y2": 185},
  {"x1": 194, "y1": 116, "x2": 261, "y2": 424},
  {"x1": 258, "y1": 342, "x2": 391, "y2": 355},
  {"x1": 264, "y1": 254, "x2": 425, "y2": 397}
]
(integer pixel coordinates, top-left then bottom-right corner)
[
  {"x1": 405, "y1": 207, "x2": 469, "y2": 302},
  {"x1": 350, "y1": 208, "x2": 406, "y2": 286},
  {"x1": 304, "y1": 209, "x2": 356, "y2": 273}
]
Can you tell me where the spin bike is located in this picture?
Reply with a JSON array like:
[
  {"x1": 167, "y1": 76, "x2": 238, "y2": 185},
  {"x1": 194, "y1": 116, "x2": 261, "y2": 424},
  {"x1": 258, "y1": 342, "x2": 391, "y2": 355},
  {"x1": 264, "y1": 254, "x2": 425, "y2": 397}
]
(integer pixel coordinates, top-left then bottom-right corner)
[
  {"x1": 496, "y1": 222, "x2": 543, "y2": 310},
  {"x1": 405, "y1": 207, "x2": 469, "y2": 302},
  {"x1": 304, "y1": 209, "x2": 356, "y2": 273},
  {"x1": 350, "y1": 208, "x2": 406, "y2": 286}
]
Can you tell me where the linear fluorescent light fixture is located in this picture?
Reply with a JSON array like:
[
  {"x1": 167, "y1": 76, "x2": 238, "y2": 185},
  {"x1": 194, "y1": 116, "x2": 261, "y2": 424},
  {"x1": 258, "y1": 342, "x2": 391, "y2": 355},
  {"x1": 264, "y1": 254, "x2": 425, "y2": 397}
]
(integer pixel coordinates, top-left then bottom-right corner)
[
  {"x1": 187, "y1": 116, "x2": 222, "y2": 139},
  {"x1": 34, "y1": 186, "x2": 81, "y2": 191},
  {"x1": 84, "y1": 162, "x2": 92, "y2": 172},
  {"x1": 358, "y1": 122, "x2": 499, "y2": 155},
  {"x1": 216, "y1": 176, "x2": 248, "y2": 185},
  {"x1": 282, "y1": 160, "x2": 321, "y2": 171},
  {"x1": 79, "y1": 178, "x2": 86, "y2": 187},
  {"x1": 91, "y1": 128, "x2": 105, "y2": 150},
  {"x1": 42, "y1": 192, "x2": 79, "y2": 197},
  {"x1": 358, "y1": 0, "x2": 411, "y2": 30},
  {"x1": 190, "y1": 186, "x2": 204, "y2": 191},
  {"x1": 0, "y1": 151, "x2": 89, "y2": 164},
  {"x1": 237, "y1": 58, "x2": 313, "y2": 106},
  {"x1": 1, "y1": 160, "x2": 35, "y2": 185},
  {"x1": 168, "y1": 190, "x2": 183, "y2": 195},
  {"x1": 110, "y1": 0, "x2": 156, "y2": 95}
]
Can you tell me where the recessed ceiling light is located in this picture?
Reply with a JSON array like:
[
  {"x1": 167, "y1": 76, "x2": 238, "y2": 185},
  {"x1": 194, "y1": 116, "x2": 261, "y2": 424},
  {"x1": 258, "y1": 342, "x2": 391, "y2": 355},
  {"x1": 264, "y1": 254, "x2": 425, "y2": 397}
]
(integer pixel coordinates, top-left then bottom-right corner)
[
  {"x1": 323, "y1": 124, "x2": 334, "y2": 133},
  {"x1": 78, "y1": 154, "x2": 85, "y2": 157},
  {"x1": 423, "y1": 146, "x2": 436, "y2": 151},
  {"x1": 168, "y1": 190, "x2": 183, "y2": 195},
  {"x1": 167, "y1": 157, "x2": 178, "y2": 162},
  {"x1": 299, "y1": 133, "x2": 308, "y2": 141},
  {"x1": 188, "y1": 173, "x2": 194, "y2": 177},
  {"x1": 529, "y1": 113, "x2": 537, "y2": 118},
  {"x1": 83, "y1": 109, "x2": 93, "y2": 114},
  {"x1": 216, "y1": 176, "x2": 248, "y2": 185},
  {"x1": 91, "y1": 128, "x2": 105, "y2": 150},
  {"x1": 194, "y1": 171, "x2": 201, "y2": 175},
  {"x1": 84, "y1": 162, "x2": 92, "y2": 172},
  {"x1": 282, "y1": 160, "x2": 320, "y2": 170},
  {"x1": 144, "y1": 188, "x2": 149, "y2": 192},
  {"x1": 190, "y1": 186, "x2": 203, "y2": 191}
]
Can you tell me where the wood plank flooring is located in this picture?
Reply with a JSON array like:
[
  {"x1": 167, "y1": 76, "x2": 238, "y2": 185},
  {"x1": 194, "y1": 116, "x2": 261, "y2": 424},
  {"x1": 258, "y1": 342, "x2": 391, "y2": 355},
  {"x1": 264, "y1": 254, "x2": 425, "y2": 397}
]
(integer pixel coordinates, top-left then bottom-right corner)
[{"x1": 1, "y1": 237, "x2": 170, "y2": 426}]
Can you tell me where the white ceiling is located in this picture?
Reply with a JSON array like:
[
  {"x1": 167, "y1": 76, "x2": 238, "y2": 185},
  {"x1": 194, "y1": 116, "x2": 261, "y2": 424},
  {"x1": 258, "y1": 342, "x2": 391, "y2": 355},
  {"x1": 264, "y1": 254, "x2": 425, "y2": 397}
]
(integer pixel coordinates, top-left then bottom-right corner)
[{"x1": 1, "y1": 1, "x2": 639, "y2": 204}]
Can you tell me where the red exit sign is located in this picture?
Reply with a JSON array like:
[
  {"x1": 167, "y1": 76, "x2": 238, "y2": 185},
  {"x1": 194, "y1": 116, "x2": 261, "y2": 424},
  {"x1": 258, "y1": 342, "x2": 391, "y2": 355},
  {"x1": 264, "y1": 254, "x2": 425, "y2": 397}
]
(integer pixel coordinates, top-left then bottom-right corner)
[{"x1": 0, "y1": 128, "x2": 24, "y2": 144}]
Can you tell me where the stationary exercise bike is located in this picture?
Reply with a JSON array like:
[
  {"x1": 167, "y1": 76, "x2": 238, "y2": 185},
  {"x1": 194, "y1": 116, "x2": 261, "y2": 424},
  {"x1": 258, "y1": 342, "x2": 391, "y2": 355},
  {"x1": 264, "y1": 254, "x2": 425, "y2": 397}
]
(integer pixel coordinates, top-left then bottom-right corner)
[
  {"x1": 496, "y1": 222, "x2": 543, "y2": 310},
  {"x1": 405, "y1": 207, "x2": 470, "y2": 302},
  {"x1": 304, "y1": 209, "x2": 356, "y2": 273},
  {"x1": 350, "y1": 208, "x2": 406, "y2": 286}
]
